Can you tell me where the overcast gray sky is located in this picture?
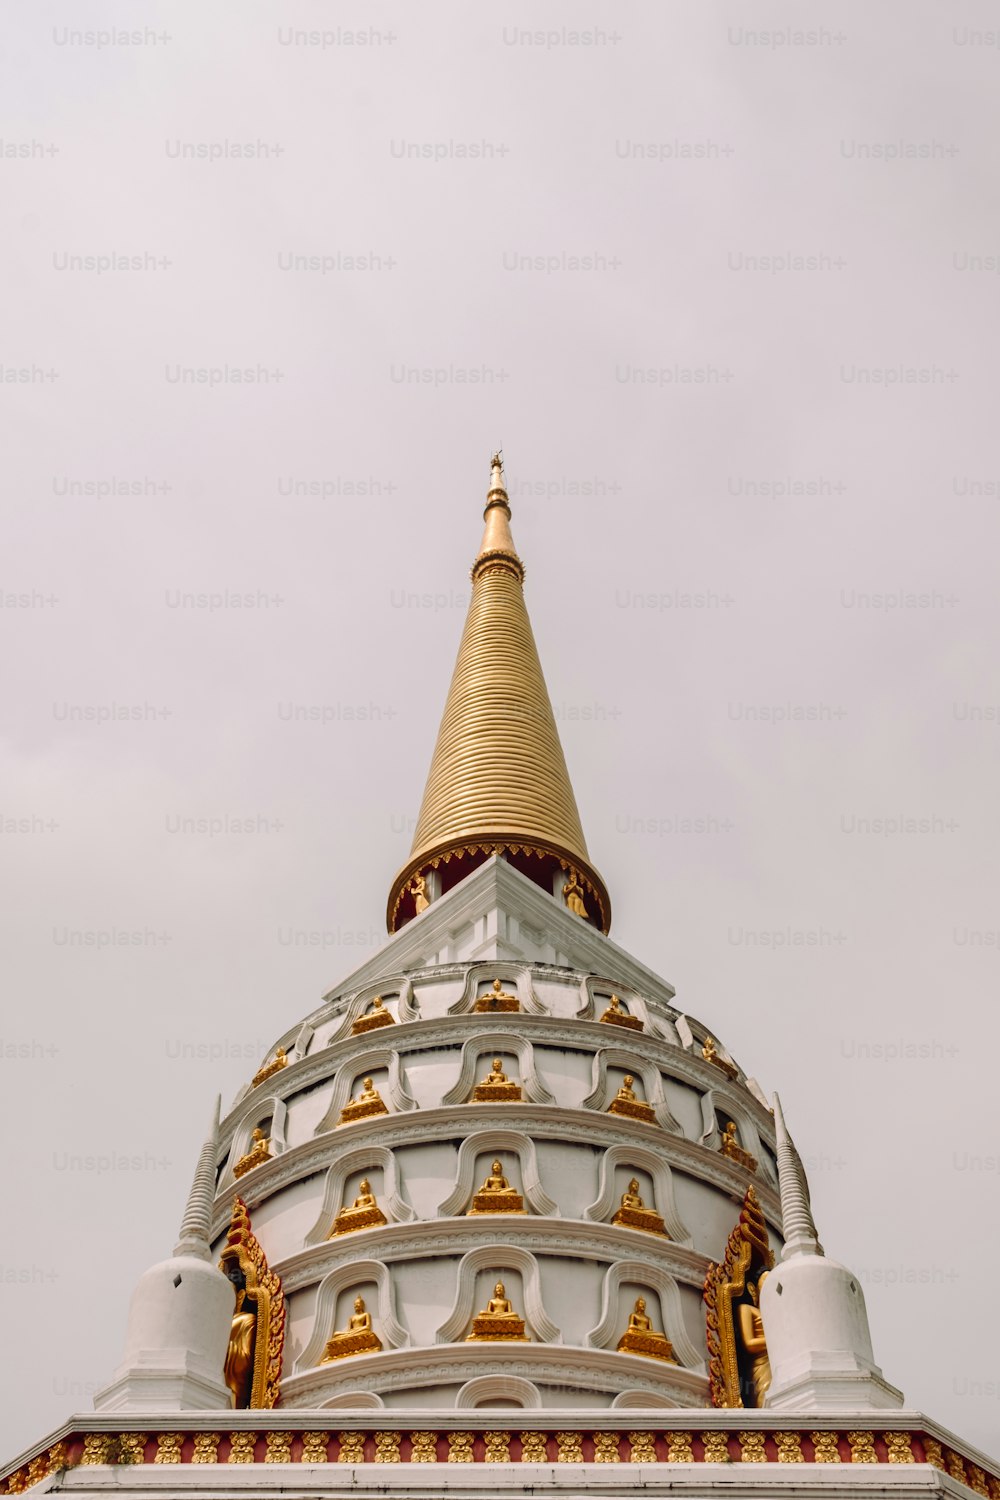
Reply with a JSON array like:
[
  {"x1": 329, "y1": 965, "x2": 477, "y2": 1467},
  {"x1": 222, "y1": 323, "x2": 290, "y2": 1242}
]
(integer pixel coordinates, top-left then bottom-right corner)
[{"x1": 3, "y1": 0, "x2": 999, "y2": 1464}]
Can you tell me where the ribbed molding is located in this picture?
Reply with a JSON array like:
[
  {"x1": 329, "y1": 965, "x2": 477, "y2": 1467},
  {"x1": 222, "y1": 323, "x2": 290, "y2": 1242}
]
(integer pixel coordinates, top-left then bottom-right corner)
[
  {"x1": 773, "y1": 1092, "x2": 824, "y2": 1257},
  {"x1": 174, "y1": 1096, "x2": 221, "y2": 1259}
]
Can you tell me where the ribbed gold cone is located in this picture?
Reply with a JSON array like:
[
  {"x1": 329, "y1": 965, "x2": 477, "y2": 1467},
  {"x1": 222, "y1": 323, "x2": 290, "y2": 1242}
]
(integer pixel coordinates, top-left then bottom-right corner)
[{"x1": 387, "y1": 458, "x2": 610, "y2": 933}]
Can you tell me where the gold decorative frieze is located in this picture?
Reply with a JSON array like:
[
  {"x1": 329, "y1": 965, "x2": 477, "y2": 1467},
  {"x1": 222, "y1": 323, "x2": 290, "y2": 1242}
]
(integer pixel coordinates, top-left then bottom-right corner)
[
  {"x1": 701, "y1": 1431, "x2": 730, "y2": 1462},
  {"x1": 484, "y1": 1431, "x2": 511, "y2": 1463},
  {"x1": 227, "y1": 1432, "x2": 257, "y2": 1464},
  {"x1": 665, "y1": 1432, "x2": 694, "y2": 1463},
  {"x1": 469, "y1": 1158, "x2": 525, "y2": 1214},
  {"x1": 80, "y1": 1435, "x2": 114, "y2": 1465},
  {"x1": 353, "y1": 997, "x2": 395, "y2": 1035},
  {"x1": 628, "y1": 1431, "x2": 657, "y2": 1463},
  {"x1": 718, "y1": 1121, "x2": 757, "y2": 1173},
  {"x1": 338, "y1": 1077, "x2": 389, "y2": 1125},
  {"x1": 154, "y1": 1434, "x2": 182, "y2": 1464},
  {"x1": 409, "y1": 1432, "x2": 438, "y2": 1462},
  {"x1": 331, "y1": 1179, "x2": 388, "y2": 1235},
  {"x1": 233, "y1": 1127, "x2": 272, "y2": 1179},
  {"x1": 117, "y1": 1433, "x2": 147, "y2": 1464},
  {"x1": 847, "y1": 1431, "x2": 877, "y2": 1463},
  {"x1": 612, "y1": 1177, "x2": 667, "y2": 1236},
  {"x1": 337, "y1": 1432, "x2": 365, "y2": 1464},
  {"x1": 593, "y1": 1432, "x2": 621, "y2": 1462},
  {"x1": 447, "y1": 1432, "x2": 475, "y2": 1463},
  {"x1": 737, "y1": 1431, "x2": 767, "y2": 1462},
  {"x1": 474, "y1": 978, "x2": 520, "y2": 1013},
  {"x1": 472, "y1": 1057, "x2": 522, "y2": 1102},
  {"x1": 251, "y1": 1048, "x2": 288, "y2": 1088},
  {"x1": 922, "y1": 1436, "x2": 945, "y2": 1469},
  {"x1": 599, "y1": 995, "x2": 643, "y2": 1031},
  {"x1": 320, "y1": 1295, "x2": 382, "y2": 1360},
  {"x1": 810, "y1": 1431, "x2": 841, "y2": 1462},
  {"x1": 555, "y1": 1431, "x2": 583, "y2": 1463},
  {"x1": 969, "y1": 1463, "x2": 991, "y2": 1496},
  {"x1": 300, "y1": 1432, "x2": 329, "y2": 1463},
  {"x1": 264, "y1": 1432, "x2": 293, "y2": 1463},
  {"x1": 191, "y1": 1433, "x2": 220, "y2": 1463},
  {"x1": 607, "y1": 1074, "x2": 655, "y2": 1124},
  {"x1": 373, "y1": 1431, "x2": 401, "y2": 1463},
  {"x1": 884, "y1": 1431, "x2": 914, "y2": 1463},
  {"x1": 947, "y1": 1451, "x2": 969, "y2": 1485},
  {"x1": 616, "y1": 1296, "x2": 676, "y2": 1362},
  {"x1": 774, "y1": 1432, "x2": 803, "y2": 1462},
  {"x1": 520, "y1": 1431, "x2": 548, "y2": 1462}
]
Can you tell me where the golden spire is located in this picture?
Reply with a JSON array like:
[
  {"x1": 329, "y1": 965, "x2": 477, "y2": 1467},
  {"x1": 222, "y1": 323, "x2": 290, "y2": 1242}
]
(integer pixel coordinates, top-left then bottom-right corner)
[{"x1": 387, "y1": 454, "x2": 610, "y2": 933}]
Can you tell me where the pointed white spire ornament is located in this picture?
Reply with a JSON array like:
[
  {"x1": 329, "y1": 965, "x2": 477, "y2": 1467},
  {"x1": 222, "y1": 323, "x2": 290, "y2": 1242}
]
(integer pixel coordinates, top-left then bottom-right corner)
[
  {"x1": 93, "y1": 1098, "x2": 235, "y2": 1411},
  {"x1": 760, "y1": 1094, "x2": 904, "y2": 1412}
]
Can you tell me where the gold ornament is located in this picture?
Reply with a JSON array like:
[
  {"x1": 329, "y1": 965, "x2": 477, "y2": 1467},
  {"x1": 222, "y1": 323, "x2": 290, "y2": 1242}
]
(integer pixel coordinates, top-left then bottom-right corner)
[
  {"x1": 472, "y1": 1057, "x2": 522, "y2": 1103},
  {"x1": 520, "y1": 1431, "x2": 548, "y2": 1462},
  {"x1": 474, "y1": 977, "x2": 520, "y2": 1013},
  {"x1": 264, "y1": 1432, "x2": 293, "y2": 1463},
  {"x1": 737, "y1": 1431, "x2": 767, "y2": 1462},
  {"x1": 339, "y1": 1077, "x2": 389, "y2": 1125},
  {"x1": 301, "y1": 1432, "x2": 329, "y2": 1463},
  {"x1": 320, "y1": 1294, "x2": 383, "y2": 1360},
  {"x1": 847, "y1": 1431, "x2": 877, "y2": 1463},
  {"x1": 563, "y1": 871, "x2": 589, "y2": 918},
  {"x1": 219, "y1": 1196, "x2": 285, "y2": 1409},
  {"x1": 921, "y1": 1437, "x2": 945, "y2": 1469},
  {"x1": 484, "y1": 1431, "x2": 511, "y2": 1462},
  {"x1": 607, "y1": 1074, "x2": 656, "y2": 1124},
  {"x1": 946, "y1": 1451, "x2": 969, "y2": 1485},
  {"x1": 117, "y1": 1433, "x2": 147, "y2": 1464},
  {"x1": 883, "y1": 1432, "x2": 914, "y2": 1463},
  {"x1": 409, "y1": 1432, "x2": 438, "y2": 1462},
  {"x1": 337, "y1": 1432, "x2": 365, "y2": 1464},
  {"x1": 628, "y1": 1431, "x2": 657, "y2": 1463},
  {"x1": 556, "y1": 1432, "x2": 584, "y2": 1462},
  {"x1": 466, "y1": 1280, "x2": 528, "y2": 1341},
  {"x1": 47, "y1": 1443, "x2": 69, "y2": 1474},
  {"x1": 251, "y1": 1047, "x2": 288, "y2": 1088},
  {"x1": 154, "y1": 1434, "x2": 183, "y2": 1464},
  {"x1": 26, "y1": 1456, "x2": 51, "y2": 1486},
  {"x1": 701, "y1": 1431, "x2": 730, "y2": 1462},
  {"x1": 593, "y1": 1432, "x2": 622, "y2": 1462},
  {"x1": 331, "y1": 1178, "x2": 388, "y2": 1235},
  {"x1": 233, "y1": 1127, "x2": 272, "y2": 1179},
  {"x1": 80, "y1": 1435, "x2": 114, "y2": 1465},
  {"x1": 373, "y1": 1431, "x2": 401, "y2": 1463},
  {"x1": 967, "y1": 1463, "x2": 990, "y2": 1496},
  {"x1": 612, "y1": 1177, "x2": 667, "y2": 1236},
  {"x1": 228, "y1": 1432, "x2": 257, "y2": 1464},
  {"x1": 469, "y1": 1158, "x2": 525, "y2": 1215},
  {"x1": 703, "y1": 1186, "x2": 774, "y2": 1408},
  {"x1": 665, "y1": 1432, "x2": 694, "y2": 1463},
  {"x1": 6, "y1": 1468, "x2": 28, "y2": 1493},
  {"x1": 810, "y1": 1432, "x2": 841, "y2": 1462},
  {"x1": 353, "y1": 997, "x2": 396, "y2": 1035},
  {"x1": 192, "y1": 1433, "x2": 221, "y2": 1463},
  {"x1": 447, "y1": 1432, "x2": 475, "y2": 1463},
  {"x1": 616, "y1": 1296, "x2": 676, "y2": 1362},
  {"x1": 719, "y1": 1121, "x2": 757, "y2": 1174},
  {"x1": 408, "y1": 873, "x2": 430, "y2": 914},
  {"x1": 775, "y1": 1432, "x2": 803, "y2": 1462},
  {"x1": 599, "y1": 994, "x2": 643, "y2": 1032}
]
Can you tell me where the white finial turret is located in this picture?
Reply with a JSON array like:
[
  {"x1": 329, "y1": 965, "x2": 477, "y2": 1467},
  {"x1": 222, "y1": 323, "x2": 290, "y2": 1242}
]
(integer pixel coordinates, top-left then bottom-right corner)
[
  {"x1": 93, "y1": 1105, "x2": 235, "y2": 1412},
  {"x1": 760, "y1": 1094, "x2": 903, "y2": 1412}
]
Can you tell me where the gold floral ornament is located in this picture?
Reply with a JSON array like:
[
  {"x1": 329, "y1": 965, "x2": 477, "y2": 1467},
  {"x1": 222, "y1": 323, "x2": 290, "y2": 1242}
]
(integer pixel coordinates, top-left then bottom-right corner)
[
  {"x1": 117, "y1": 1433, "x2": 147, "y2": 1464},
  {"x1": 701, "y1": 1036, "x2": 738, "y2": 1080},
  {"x1": 810, "y1": 1432, "x2": 841, "y2": 1462},
  {"x1": 373, "y1": 1432, "x2": 401, "y2": 1463},
  {"x1": 599, "y1": 994, "x2": 644, "y2": 1032},
  {"x1": 484, "y1": 1431, "x2": 511, "y2": 1463},
  {"x1": 847, "y1": 1431, "x2": 878, "y2": 1463},
  {"x1": 331, "y1": 1178, "x2": 388, "y2": 1235},
  {"x1": 883, "y1": 1432, "x2": 914, "y2": 1463},
  {"x1": 301, "y1": 1432, "x2": 330, "y2": 1463},
  {"x1": 593, "y1": 1432, "x2": 622, "y2": 1462},
  {"x1": 703, "y1": 1185, "x2": 774, "y2": 1408},
  {"x1": 774, "y1": 1432, "x2": 803, "y2": 1462},
  {"x1": 665, "y1": 1432, "x2": 694, "y2": 1463},
  {"x1": 474, "y1": 977, "x2": 520, "y2": 1013},
  {"x1": 466, "y1": 1280, "x2": 529, "y2": 1341},
  {"x1": 612, "y1": 1177, "x2": 667, "y2": 1236},
  {"x1": 737, "y1": 1431, "x2": 766, "y2": 1462},
  {"x1": 520, "y1": 1431, "x2": 548, "y2": 1462},
  {"x1": 227, "y1": 1432, "x2": 257, "y2": 1464},
  {"x1": 472, "y1": 1056, "x2": 522, "y2": 1103},
  {"x1": 192, "y1": 1433, "x2": 221, "y2": 1463},
  {"x1": 352, "y1": 996, "x2": 395, "y2": 1035},
  {"x1": 468, "y1": 1158, "x2": 525, "y2": 1215},
  {"x1": 337, "y1": 1432, "x2": 365, "y2": 1464},
  {"x1": 219, "y1": 1196, "x2": 286, "y2": 1409},
  {"x1": 967, "y1": 1464, "x2": 990, "y2": 1496},
  {"x1": 320, "y1": 1294, "x2": 383, "y2": 1361},
  {"x1": 154, "y1": 1434, "x2": 183, "y2": 1464},
  {"x1": 80, "y1": 1435, "x2": 114, "y2": 1465},
  {"x1": 616, "y1": 1295, "x2": 677, "y2": 1362},
  {"x1": 264, "y1": 1432, "x2": 293, "y2": 1464},
  {"x1": 718, "y1": 1120, "x2": 757, "y2": 1173},
  {"x1": 555, "y1": 1432, "x2": 584, "y2": 1463},
  {"x1": 339, "y1": 1076, "x2": 389, "y2": 1125},
  {"x1": 251, "y1": 1047, "x2": 288, "y2": 1088},
  {"x1": 607, "y1": 1074, "x2": 655, "y2": 1125},
  {"x1": 447, "y1": 1432, "x2": 475, "y2": 1463},
  {"x1": 701, "y1": 1431, "x2": 730, "y2": 1462},
  {"x1": 627, "y1": 1431, "x2": 657, "y2": 1463},
  {"x1": 409, "y1": 1432, "x2": 438, "y2": 1463},
  {"x1": 233, "y1": 1127, "x2": 272, "y2": 1179}
]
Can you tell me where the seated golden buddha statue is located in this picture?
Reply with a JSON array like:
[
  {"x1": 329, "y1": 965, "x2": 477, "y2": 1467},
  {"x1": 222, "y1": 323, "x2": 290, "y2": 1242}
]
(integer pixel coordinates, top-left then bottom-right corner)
[
  {"x1": 466, "y1": 1280, "x2": 528, "y2": 1342},
  {"x1": 471, "y1": 1055, "x2": 522, "y2": 1103},
  {"x1": 338, "y1": 1075, "x2": 390, "y2": 1125},
  {"x1": 251, "y1": 1045, "x2": 288, "y2": 1089},
  {"x1": 331, "y1": 1177, "x2": 388, "y2": 1236},
  {"x1": 598, "y1": 993, "x2": 644, "y2": 1032},
  {"x1": 718, "y1": 1120, "x2": 757, "y2": 1173},
  {"x1": 616, "y1": 1295, "x2": 676, "y2": 1362},
  {"x1": 701, "y1": 1034, "x2": 738, "y2": 1079},
  {"x1": 233, "y1": 1126, "x2": 272, "y2": 1179},
  {"x1": 473, "y1": 977, "x2": 520, "y2": 1013},
  {"x1": 607, "y1": 1073, "x2": 655, "y2": 1124},
  {"x1": 611, "y1": 1176, "x2": 667, "y2": 1237},
  {"x1": 352, "y1": 994, "x2": 396, "y2": 1035},
  {"x1": 469, "y1": 1158, "x2": 525, "y2": 1215},
  {"x1": 319, "y1": 1294, "x2": 383, "y2": 1362}
]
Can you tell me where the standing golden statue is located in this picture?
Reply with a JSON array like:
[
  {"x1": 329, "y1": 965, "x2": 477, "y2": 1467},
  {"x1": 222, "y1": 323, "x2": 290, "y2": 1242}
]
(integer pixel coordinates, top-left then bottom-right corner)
[
  {"x1": 319, "y1": 1294, "x2": 383, "y2": 1361},
  {"x1": 616, "y1": 1295, "x2": 676, "y2": 1362},
  {"x1": 607, "y1": 1074, "x2": 656, "y2": 1124},
  {"x1": 469, "y1": 1158, "x2": 525, "y2": 1215},
  {"x1": 339, "y1": 1076, "x2": 390, "y2": 1125},
  {"x1": 408, "y1": 872, "x2": 430, "y2": 914},
  {"x1": 467, "y1": 1280, "x2": 528, "y2": 1341},
  {"x1": 562, "y1": 870, "x2": 589, "y2": 918},
  {"x1": 331, "y1": 1177, "x2": 388, "y2": 1236},
  {"x1": 611, "y1": 1176, "x2": 667, "y2": 1237},
  {"x1": 737, "y1": 1275, "x2": 771, "y2": 1405},
  {"x1": 471, "y1": 1056, "x2": 522, "y2": 1102},
  {"x1": 218, "y1": 1197, "x2": 285, "y2": 1409}
]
